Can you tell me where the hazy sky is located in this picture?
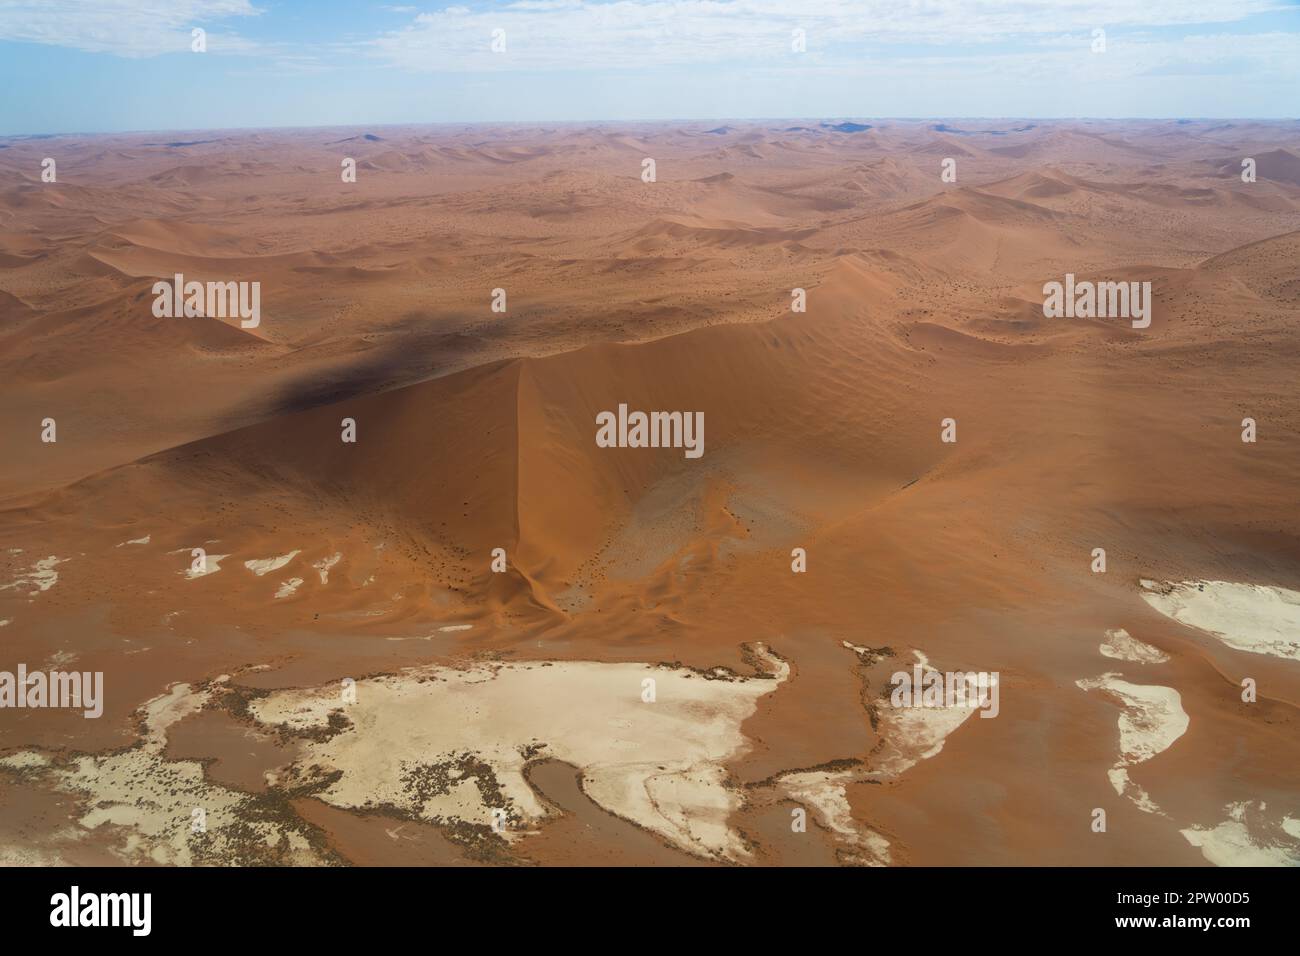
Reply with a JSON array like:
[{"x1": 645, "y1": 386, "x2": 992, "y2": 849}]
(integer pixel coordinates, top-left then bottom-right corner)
[{"x1": 2, "y1": 0, "x2": 1298, "y2": 134}]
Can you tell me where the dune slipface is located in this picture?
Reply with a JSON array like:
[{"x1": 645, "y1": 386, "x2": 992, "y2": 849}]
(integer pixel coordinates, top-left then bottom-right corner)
[{"x1": 2, "y1": 119, "x2": 1299, "y2": 869}]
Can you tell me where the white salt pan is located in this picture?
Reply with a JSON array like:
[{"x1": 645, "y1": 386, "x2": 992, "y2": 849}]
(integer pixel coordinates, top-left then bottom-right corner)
[
  {"x1": 1100, "y1": 628, "x2": 1169, "y2": 664},
  {"x1": 313, "y1": 552, "x2": 341, "y2": 584},
  {"x1": 0, "y1": 556, "x2": 67, "y2": 594},
  {"x1": 1181, "y1": 801, "x2": 1300, "y2": 866},
  {"x1": 249, "y1": 645, "x2": 789, "y2": 862},
  {"x1": 182, "y1": 554, "x2": 229, "y2": 579},
  {"x1": 7, "y1": 683, "x2": 325, "y2": 865},
  {"x1": 1141, "y1": 580, "x2": 1300, "y2": 661},
  {"x1": 245, "y1": 550, "x2": 301, "y2": 576},
  {"x1": 779, "y1": 770, "x2": 891, "y2": 866},
  {"x1": 778, "y1": 645, "x2": 990, "y2": 863},
  {"x1": 1076, "y1": 673, "x2": 1188, "y2": 814},
  {"x1": 275, "y1": 577, "x2": 303, "y2": 599}
]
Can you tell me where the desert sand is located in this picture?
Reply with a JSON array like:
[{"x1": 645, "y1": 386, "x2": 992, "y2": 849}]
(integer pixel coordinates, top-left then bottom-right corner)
[{"x1": 1, "y1": 119, "x2": 1299, "y2": 865}]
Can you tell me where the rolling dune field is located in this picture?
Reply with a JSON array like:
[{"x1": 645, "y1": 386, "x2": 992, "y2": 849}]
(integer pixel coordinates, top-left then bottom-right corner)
[{"x1": 2, "y1": 119, "x2": 1299, "y2": 867}]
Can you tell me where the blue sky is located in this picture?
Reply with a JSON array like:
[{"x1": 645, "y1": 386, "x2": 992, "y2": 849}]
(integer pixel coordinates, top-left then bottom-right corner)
[{"x1": 1, "y1": 1, "x2": 1298, "y2": 134}]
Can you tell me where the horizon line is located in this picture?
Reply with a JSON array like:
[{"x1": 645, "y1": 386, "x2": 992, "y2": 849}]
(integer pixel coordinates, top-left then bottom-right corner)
[{"x1": 5, "y1": 115, "x2": 1298, "y2": 140}]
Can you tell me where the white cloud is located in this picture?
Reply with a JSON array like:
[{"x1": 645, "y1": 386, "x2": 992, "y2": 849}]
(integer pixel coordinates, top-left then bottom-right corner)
[
  {"x1": 365, "y1": 0, "x2": 1291, "y2": 72},
  {"x1": 0, "y1": 0, "x2": 263, "y2": 57},
  {"x1": 2, "y1": 0, "x2": 1292, "y2": 94}
]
